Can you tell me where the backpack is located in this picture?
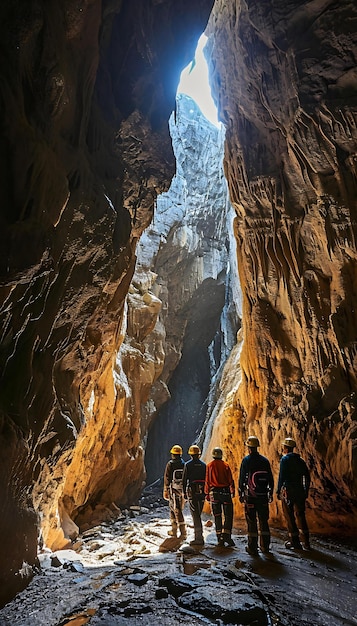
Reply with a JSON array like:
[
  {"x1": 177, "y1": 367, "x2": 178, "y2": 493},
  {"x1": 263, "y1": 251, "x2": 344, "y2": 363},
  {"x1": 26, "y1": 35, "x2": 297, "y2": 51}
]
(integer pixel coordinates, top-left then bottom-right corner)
[
  {"x1": 247, "y1": 469, "x2": 269, "y2": 498},
  {"x1": 171, "y1": 467, "x2": 184, "y2": 492}
]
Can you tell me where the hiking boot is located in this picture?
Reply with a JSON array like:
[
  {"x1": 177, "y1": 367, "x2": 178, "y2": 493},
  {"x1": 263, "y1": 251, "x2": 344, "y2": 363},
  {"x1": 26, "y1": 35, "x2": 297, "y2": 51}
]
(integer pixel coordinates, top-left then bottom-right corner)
[
  {"x1": 217, "y1": 535, "x2": 225, "y2": 547},
  {"x1": 261, "y1": 546, "x2": 272, "y2": 554},
  {"x1": 285, "y1": 540, "x2": 303, "y2": 550},
  {"x1": 179, "y1": 524, "x2": 187, "y2": 540},
  {"x1": 224, "y1": 536, "x2": 235, "y2": 547},
  {"x1": 303, "y1": 542, "x2": 311, "y2": 551},
  {"x1": 245, "y1": 546, "x2": 258, "y2": 556},
  {"x1": 190, "y1": 537, "x2": 204, "y2": 546}
]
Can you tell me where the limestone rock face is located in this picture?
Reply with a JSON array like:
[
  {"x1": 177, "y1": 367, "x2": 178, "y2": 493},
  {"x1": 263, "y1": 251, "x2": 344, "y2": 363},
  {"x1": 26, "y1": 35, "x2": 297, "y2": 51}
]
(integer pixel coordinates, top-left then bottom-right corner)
[
  {"x1": 206, "y1": 0, "x2": 357, "y2": 530},
  {"x1": 0, "y1": 0, "x2": 214, "y2": 606},
  {"x1": 1, "y1": 0, "x2": 357, "y2": 608},
  {"x1": 137, "y1": 94, "x2": 241, "y2": 480}
]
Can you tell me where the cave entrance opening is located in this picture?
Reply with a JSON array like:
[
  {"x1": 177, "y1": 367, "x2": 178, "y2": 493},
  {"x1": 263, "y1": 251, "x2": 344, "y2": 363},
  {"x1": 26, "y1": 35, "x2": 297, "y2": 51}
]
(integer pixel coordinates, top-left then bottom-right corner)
[
  {"x1": 177, "y1": 34, "x2": 220, "y2": 128},
  {"x1": 142, "y1": 34, "x2": 241, "y2": 485}
]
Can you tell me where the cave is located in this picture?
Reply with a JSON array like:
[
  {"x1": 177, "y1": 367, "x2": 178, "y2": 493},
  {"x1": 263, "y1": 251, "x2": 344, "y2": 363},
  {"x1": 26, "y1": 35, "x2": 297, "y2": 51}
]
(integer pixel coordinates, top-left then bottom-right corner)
[
  {"x1": 0, "y1": 0, "x2": 357, "y2": 613},
  {"x1": 142, "y1": 77, "x2": 238, "y2": 483}
]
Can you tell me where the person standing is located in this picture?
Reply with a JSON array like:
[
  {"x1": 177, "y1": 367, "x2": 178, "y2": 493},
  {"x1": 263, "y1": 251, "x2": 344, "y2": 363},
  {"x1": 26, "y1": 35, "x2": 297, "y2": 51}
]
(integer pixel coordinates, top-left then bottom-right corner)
[
  {"x1": 163, "y1": 444, "x2": 187, "y2": 540},
  {"x1": 183, "y1": 444, "x2": 206, "y2": 546},
  {"x1": 277, "y1": 437, "x2": 311, "y2": 550},
  {"x1": 205, "y1": 447, "x2": 235, "y2": 547},
  {"x1": 238, "y1": 436, "x2": 274, "y2": 556}
]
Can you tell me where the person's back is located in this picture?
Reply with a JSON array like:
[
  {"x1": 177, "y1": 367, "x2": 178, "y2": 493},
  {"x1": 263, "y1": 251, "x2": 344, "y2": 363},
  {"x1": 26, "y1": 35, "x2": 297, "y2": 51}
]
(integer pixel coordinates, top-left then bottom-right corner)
[
  {"x1": 185, "y1": 457, "x2": 206, "y2": 485},
  {"x1": 163, "y1": 445, "x2": 186, "y2": 540},
  {"x1": 168, "y1": 458, "x2": 185, "y2": 492},
  {"x1": 277, "y1": 437, "x2": 311, "y2": 551},
  {"x1": 206, "y1": 457, "x2": 234, "y2": 489},
  {"x1": 238, "y1": 436, "x2": 274, "y2": 555},
  {"x1": 239, "y1": 450, "x2": 273, "y2": 500},
  {"x1": 205, "y1": 447, "x2": 235, "y2": 547},
  {"x1": 183, "y1": 445, "x2": 206, "y2": 545},
  {"x1": 278, "y1": 451, "x2": 310, "y2": 500}
]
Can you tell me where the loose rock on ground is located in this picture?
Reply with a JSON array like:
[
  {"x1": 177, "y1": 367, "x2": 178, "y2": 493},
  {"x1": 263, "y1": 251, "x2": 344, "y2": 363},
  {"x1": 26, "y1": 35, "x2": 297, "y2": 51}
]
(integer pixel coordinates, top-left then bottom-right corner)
[{"x1": 0, "y1": 494, "x2": 356, "y2": 626}]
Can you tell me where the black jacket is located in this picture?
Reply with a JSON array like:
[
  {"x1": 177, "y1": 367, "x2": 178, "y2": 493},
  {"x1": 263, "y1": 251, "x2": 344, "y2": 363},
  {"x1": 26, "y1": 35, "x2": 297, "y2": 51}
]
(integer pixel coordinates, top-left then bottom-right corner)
[
  {"x1": 277, "y1": 452, "x2": 310, "y2": 500},
  {"x1": 183, "y1": 458, "x2": 206, "y2": 498},
  {"x1": 239, "y1": 451, "x2": 274, "y2": 499},
  {"x1": 164, "y1": 457, "x2": 185, "y2": 489}
]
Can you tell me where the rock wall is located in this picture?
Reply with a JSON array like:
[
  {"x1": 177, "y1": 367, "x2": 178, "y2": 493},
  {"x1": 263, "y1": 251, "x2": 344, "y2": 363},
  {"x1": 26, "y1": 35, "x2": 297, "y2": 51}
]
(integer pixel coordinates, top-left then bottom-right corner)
[
  {"x1": 0, "y1": 0, "x2": 214, "y2": 606},
  {"x1": 206, "y1": 0, "x2": 357, "y2": 531},
  {"x1": 1, "y1": 0, "x2": 357, "y2": 608},
  {"x1": 137, "y1": 94, "x2": 241, "y2": 480}
]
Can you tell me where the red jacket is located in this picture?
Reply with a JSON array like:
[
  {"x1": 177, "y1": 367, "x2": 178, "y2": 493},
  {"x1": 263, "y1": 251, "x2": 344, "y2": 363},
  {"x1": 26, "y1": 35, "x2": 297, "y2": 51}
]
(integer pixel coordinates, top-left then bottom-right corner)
[{"x1": 205, "y1": 459, "x2": 235, "y2": 496}]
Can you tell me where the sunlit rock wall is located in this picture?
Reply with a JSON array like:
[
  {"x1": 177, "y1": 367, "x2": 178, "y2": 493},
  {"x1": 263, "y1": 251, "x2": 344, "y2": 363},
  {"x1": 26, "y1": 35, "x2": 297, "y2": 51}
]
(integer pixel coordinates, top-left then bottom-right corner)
[
  {"x1": 137, "y1": 94, "x2": 241, "y2": 480},
  {"x1": 0, "y1": 0, "x2": 214, "y2": 606},
  {"x1": 207, "y1": 0, "x2": 357, "y2": 531}
]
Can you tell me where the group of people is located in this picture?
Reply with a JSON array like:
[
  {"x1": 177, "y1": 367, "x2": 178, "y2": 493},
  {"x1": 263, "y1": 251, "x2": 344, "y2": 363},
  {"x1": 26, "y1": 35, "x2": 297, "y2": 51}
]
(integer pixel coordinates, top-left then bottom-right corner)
[{"x1": 163, "y1": 435, "x2": 311, "y2": 555}]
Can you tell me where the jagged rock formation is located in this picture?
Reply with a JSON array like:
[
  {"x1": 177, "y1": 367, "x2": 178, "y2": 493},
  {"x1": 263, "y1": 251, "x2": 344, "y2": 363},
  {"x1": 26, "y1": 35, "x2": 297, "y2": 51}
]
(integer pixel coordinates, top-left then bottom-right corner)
[
  {"x1": 136, "y1": 94, "x2": 240, "y2": 481},
  {"x1": 0, "y1": 0, "x2": 214, "y2": 606},
  {"x1": 206, "y1": 0, "x2": 357, "y2": 531},
  {"x1": 1, "y1": 0, "x2": 357, "y2": 609}
]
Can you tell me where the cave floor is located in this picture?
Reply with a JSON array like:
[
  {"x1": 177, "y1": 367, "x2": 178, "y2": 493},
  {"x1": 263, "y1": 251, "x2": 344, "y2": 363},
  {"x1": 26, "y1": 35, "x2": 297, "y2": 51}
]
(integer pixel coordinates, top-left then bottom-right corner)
[{"x1": 0, "y1": 499, "x2": 356, "y2": 626}]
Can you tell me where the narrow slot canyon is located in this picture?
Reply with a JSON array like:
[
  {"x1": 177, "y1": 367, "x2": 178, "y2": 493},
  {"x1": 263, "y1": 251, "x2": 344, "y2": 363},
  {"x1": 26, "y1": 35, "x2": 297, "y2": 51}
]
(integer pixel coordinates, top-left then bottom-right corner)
[{"x1": 0, "y1": 1, "x2": 356, "y2": 624}]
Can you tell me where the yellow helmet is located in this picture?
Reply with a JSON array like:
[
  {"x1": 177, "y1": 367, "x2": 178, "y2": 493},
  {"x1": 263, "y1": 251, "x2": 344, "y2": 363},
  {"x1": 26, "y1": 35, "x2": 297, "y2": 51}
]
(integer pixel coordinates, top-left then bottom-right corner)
[
  {"x1": 245, "y1": 436, "x2": 260, "y2": 448},
  {"x1": 170, "y1": 444, "x2": 182, "y2": 455},
  {"x1": 282, "y1": 437, "x2": 296, "y2": 449},
  {"x1": 188, "y1": 444, "x2": 201, "y2": 456},
  {"x1": 212, "y1": 447, "x2": 223, "y2": 459}
]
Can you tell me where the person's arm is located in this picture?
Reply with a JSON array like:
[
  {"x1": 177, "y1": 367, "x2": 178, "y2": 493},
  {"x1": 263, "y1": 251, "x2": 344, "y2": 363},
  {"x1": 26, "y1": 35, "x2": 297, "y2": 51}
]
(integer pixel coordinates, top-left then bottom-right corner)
[
  {"x1": 182, "y1": 463, "x2": 188, "y2": 499},
  {"x1": 276, "y1": 458, "x2": 284, "y2": 497},
  {"x1": 163, "y1": 461, "x2": 171, "y2": 500},
  {"x1": 302, "y1": 460, "x2": 311, "y2": 496},
  {"x1": 267, "y1": 460, "x2": 274, "y2": 491},
  {"x1": 267, "y1": 460, "x2": 274, "y2": 502},
  {"x1": 238, "y1": 459, "x2": 244, "y2": 493},
  {"x1": 238, "y1": 457, "x2": 247, "y2": 501},
  {"x1": 227, "y1": 464, "x2": 235, "y2": 496},
  {"x1": 204, "y1": 464, "x2": 211, "y2": 498}
]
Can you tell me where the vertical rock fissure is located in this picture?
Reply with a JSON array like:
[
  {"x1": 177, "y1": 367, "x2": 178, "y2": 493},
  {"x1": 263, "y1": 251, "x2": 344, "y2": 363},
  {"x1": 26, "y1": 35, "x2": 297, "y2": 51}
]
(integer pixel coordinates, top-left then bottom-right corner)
[{"x1": 134, "y1": 93, "x2": 241, "y2": 480}]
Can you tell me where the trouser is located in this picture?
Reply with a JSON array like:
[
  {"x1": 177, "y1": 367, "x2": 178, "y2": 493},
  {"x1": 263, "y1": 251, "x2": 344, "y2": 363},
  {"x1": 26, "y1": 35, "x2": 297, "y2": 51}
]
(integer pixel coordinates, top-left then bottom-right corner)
[
  {"x1": 282, "y1": 497, "x2": 309, "y2": 546},
  {"x1": 188, "y1": 495, "x2": 204, "y2": 539},
  {"x1": 245, "y1": 498, "x2": 270, "y2": 551},
  {"x1": 210, "y1": 489, "x2": 233, "y2": 538},
  {"x1": 169, "y1": 490, "x2": 185, "y2": 535}
]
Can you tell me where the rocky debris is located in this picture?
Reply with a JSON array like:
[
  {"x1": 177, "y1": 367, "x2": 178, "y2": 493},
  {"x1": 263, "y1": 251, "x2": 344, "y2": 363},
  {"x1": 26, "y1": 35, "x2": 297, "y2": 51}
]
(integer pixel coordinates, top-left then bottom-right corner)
[
  {"x1": 0, "y1": 502, "x2": 356, "y2": 626},
  {"x1": 159, "y1": 572, "x2": 269, "y2": 624},
  {"x1": 178, "y1": 585, "x2": 268, "y2": 625}
]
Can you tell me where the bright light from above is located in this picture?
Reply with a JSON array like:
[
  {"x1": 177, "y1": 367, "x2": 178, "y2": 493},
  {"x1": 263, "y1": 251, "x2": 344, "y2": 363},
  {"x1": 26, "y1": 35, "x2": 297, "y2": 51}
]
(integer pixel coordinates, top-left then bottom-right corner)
[{"x1": 177, "y1": 34, "x2": 220, "y2": 127}]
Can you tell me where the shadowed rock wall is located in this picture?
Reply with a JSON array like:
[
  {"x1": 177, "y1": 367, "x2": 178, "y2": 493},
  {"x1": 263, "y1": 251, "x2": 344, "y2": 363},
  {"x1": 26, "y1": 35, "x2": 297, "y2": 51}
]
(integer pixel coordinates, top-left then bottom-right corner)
[
  {"x1": 1, "y1": 0, "x2": 357, "y2": 609},
  {"x1": 206, "y1": 0, "x2": 357, "y2": 531},
  {"x1": 0, "y1": 0, "x2": 214, "y2": 606}
]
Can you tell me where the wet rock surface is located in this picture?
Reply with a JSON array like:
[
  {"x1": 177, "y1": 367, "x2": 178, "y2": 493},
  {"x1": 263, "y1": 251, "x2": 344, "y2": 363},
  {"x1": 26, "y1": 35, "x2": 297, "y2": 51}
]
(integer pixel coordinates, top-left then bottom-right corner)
[{"x1": 0, "y1": 497, "x2": 356, "y2": 626}]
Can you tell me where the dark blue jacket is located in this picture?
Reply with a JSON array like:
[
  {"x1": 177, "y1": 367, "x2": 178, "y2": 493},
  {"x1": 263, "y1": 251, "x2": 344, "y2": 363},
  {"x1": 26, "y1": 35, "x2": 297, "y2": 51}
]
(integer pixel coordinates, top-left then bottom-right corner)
[
  {"x1": 277, "y1": 452, "x2": 310, "y2": 500},
  {"x1": 183, "y1": 457, "x2": 206, "y2": 498},
  {"x1": 239, "y1": 451, "x2": 274, "y2": 499}
]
